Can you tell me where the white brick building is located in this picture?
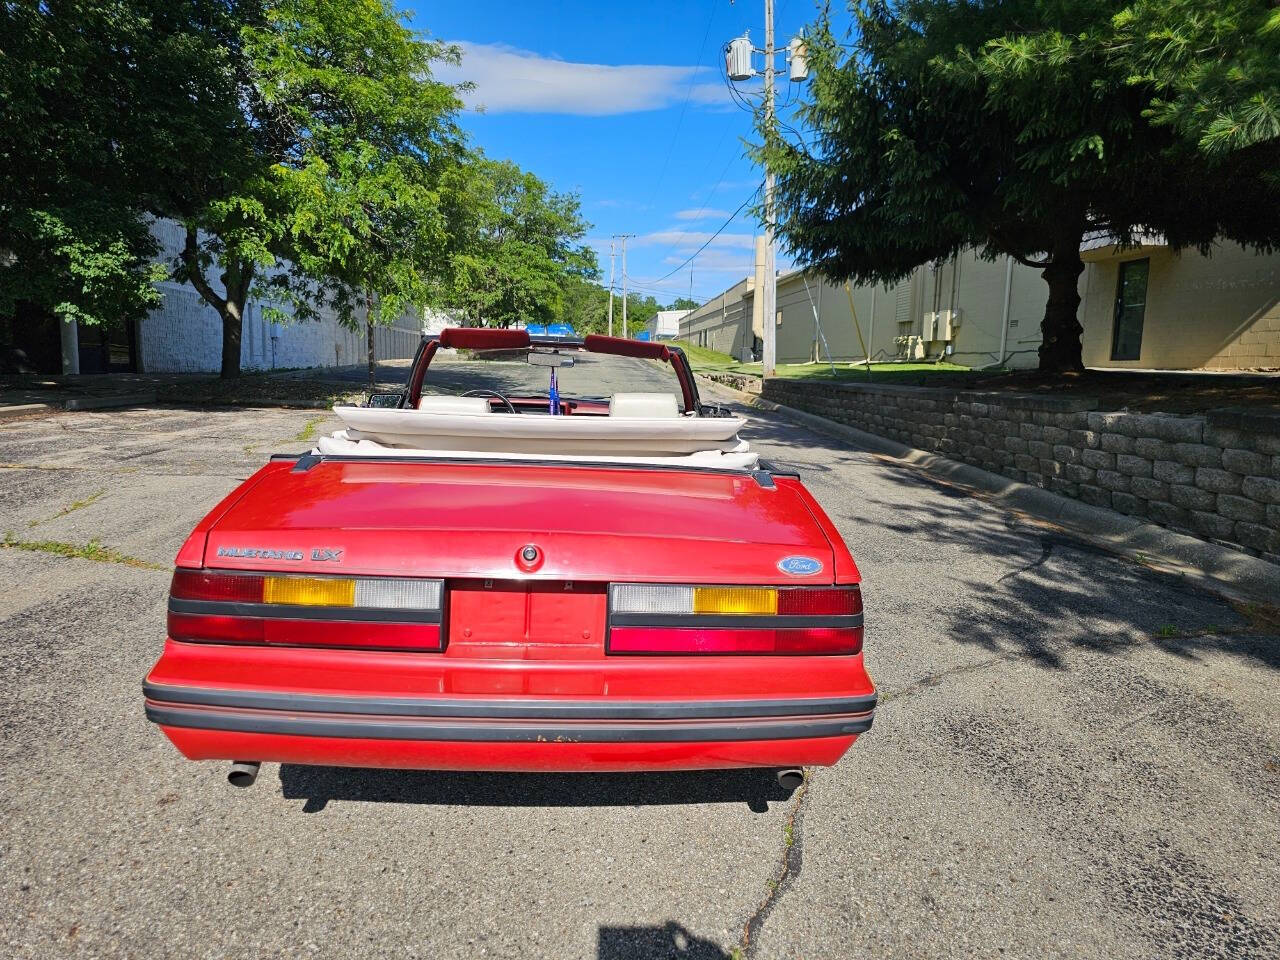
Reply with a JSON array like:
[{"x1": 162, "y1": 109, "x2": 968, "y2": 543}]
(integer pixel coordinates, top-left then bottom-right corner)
[{"x1": 61, "y1": 218, "x2": 424, "y2": 375}]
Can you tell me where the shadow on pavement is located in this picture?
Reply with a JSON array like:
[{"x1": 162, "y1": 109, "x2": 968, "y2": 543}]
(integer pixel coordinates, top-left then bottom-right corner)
[
  {"x1": 867, "y1": 466, "x2": 1280, "y2": 670},
  {"x1": 279, "y1": 765, "x2": 792, "y2": 814},
  {"x1": 597, "y1": 922, "x2": 732, "y2": 960},
  {"x1": 733, "y1": 403, "x2": 1280, "y2": 672}
]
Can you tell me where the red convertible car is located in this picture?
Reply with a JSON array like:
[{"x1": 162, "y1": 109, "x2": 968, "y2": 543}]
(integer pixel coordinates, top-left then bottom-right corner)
[{"x1": 144, "y1": 328, "x2": 875, "y2": 789}]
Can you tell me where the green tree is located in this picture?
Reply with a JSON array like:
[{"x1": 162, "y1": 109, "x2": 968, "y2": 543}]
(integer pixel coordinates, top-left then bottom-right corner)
[
  {"x1": 449, "y1": 158, "x2": 596, "y2": 329},
  {"x1": 665, "y1": 297, "x2": 700, "y2": 312},
  {"x1": 163, "y1": 0, "x2": 469, "y2": 379},
  {"x1": 151, "y1": 0, "x2": 290, "y2": 379},
  {"x1": 0, "y1": 1, "x2": 181, "y2": 357},
  {"x1": 1114, "y1": 0, "x2": 1280, "y2": 156},
  {"x1": 245, "y1": 0, "x2": 469, "y2": 388},
  {"x1": 621, "y1": 293, "x2": 660, "y2": 337},
  {"x1": 553, "y1": 278, "x2": 669, "y2": 337},
  {"x1": 766, "y1": 0, "x2": 1280, "y2": 372},
  {"x1": 557, "y1": 275, "x2": 611, "y2": 334}
]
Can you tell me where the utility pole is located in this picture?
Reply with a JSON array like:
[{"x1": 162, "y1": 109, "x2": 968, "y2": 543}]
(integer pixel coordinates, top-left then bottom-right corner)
[
  {"x1": 606, "y1": 239, "x2": 616, "y2": 337},
  {"x1": 618, "y1": 234, "x2": 634, "y2": 336},
  {"x1": 726, "y1": 6, "x2": 807, "y2": 376},
  {"x1": 761, "y1": 0, "x2": 777, "y2": 377}
]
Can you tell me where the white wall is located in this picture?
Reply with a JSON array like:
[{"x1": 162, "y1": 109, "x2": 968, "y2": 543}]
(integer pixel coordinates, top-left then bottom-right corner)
[
  {"x1": 649, "y1": 310, "x2": 690, "y2": 339},
  {"x1": 134, "y1": 219, "x2": 421, "y2": 373},
  {"x1": 679, "y1": 278, "x2": 755, "y2": 360},
  {"x1": 681, "y1": 243, "x2": 1280, "y2": 373},
  {"x1": 1080, "y1": 242, "x2": 1280, "y2": 369}
]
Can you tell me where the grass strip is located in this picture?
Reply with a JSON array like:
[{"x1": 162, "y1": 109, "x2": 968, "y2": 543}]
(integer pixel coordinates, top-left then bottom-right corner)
[
  {"x1": 294, "y1": 416, "x2": 326, "y2": 442},
  {"x1": 1, "y1": 533, "x2": 167, "y2": 570},
  {"x1": 28, "y1": 489, "x2": 106, "y2": 527}
]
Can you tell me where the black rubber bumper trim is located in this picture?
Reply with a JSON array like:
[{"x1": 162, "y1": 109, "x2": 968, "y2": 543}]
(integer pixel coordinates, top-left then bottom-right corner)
[
  {"x1": 168, "y1": 598, "x2": 441, "y2": 624},
  {"x1": 142, "y1": 682, "x2": 878, "y2": 721},
  {"x1": 144, "y1": 703, "x2": 875, "y2": 743}
]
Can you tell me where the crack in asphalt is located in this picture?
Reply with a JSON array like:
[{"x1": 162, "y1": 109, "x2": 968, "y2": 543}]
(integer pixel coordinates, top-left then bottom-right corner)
[
  {"x1": 996, "y1": 535, "x2": 1055, "y2": 583},
  {"x1": 0, "y1": 462, "x2": 143, "y2": 474},
  {"x1": 26, "y1": 489, "x2": 107, "y2": 527},
  {"x1": 0, "y1": 462, "x2": 249, "y2": 479},
  {"x1": 738, "y1": 777, "x2": 810, "y2": 958},
  {"x1": 878, "y1": 619, "x2": 1269, "y2": 710},
  {"x1": 875, "y1": 624, "x2": 1140, "y2": 706}
]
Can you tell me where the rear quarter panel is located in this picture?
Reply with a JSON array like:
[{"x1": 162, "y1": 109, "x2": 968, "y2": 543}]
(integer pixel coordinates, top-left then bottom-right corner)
[{"x1": 779, "y1": 477, "x2": 861, "y2": 584}]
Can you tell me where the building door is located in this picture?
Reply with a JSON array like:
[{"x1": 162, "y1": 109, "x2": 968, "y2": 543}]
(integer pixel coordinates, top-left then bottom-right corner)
[
  {"x1": 79, "y1": 320, "x2": 138, "y2": 374},
  {"x1": 1111, "y1": 258, "x2": 1149, "y2": 361}
]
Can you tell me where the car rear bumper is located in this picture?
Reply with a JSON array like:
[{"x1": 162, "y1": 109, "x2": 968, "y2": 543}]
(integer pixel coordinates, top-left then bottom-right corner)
[{"x1": 143, "y1": 682, "x2": 876, "y2": 772}]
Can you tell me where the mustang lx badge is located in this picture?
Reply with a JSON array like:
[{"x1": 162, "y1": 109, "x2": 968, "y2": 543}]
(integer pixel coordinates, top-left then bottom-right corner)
[
  {"x1": 217, "y1": 546, "x2": 304, "y2": 560},
  {"x1": 214, "y1": 546, "x2": 344, "y2": 562},
  {"x1": 778, "y1": 555, "x2": 824, "y2": 576}
]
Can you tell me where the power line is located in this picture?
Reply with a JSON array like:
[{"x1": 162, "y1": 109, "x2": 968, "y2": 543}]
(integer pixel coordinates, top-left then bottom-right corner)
[
  {"x1": 643, "y1": 141, "x2": 741, "y2": 269},
  {"x1": 640, "y1": 190, "x2": 759, "y2": 286},
  {"x1": 621, "y1": 279, "x2": 727, "y2": 301},
  {"x1": 646, "y1": 1, "x2": 720, "y2": 209}
]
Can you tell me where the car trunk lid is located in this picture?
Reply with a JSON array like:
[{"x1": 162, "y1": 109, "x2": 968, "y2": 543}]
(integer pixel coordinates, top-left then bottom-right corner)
[{"x1": 201, "y1": 459, "x2": 837, "y2": 585}]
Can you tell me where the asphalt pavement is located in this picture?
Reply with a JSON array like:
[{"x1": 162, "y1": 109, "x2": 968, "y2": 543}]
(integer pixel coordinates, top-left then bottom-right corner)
[{"x1": 1, "y1": 367, "x2": 1277, "y2": 959}]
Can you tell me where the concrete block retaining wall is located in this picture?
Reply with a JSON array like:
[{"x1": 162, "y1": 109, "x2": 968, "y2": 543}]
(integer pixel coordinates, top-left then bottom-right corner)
[{"x1": 761, "y1": 378, "x2": 1280, "y2": 561}]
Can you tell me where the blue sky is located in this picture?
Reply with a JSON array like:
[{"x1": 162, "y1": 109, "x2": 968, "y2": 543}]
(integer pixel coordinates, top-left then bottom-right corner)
[{"x1": 406, "y1": 0, "x2": 820, "y2": 305}]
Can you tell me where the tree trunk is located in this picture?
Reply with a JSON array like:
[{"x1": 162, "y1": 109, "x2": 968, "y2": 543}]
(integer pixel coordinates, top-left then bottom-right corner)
[
  {"x1": 1037, "y1": 229, "x2": 1086, "y2": 374},
  {"x1": 366, "y1": 291, "x2": 376, "y2": 392},
  {"x1": 220, "y1": 301, "x2": 243, "y2": 379},
  {"x1": 179, "y1": 227, "x2": 251, "y2": 380},
  {"x1": 219, "y1": 260, "x2": 252, "y2": 380}
]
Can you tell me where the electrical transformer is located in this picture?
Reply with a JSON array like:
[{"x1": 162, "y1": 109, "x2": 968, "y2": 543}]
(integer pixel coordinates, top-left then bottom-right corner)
[
  {"x1": 788, "y1": 36, "x2": 809, "y2": 81},
  {"x1": 726, "y1": 35, "x2": 755, "y2": 81}
]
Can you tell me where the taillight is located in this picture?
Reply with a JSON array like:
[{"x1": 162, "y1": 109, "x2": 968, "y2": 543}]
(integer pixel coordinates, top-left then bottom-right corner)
[
  {"x1": 607, "y1": 584, "x2": 863, "y2": 655},
  {"x1": 171, "y1": 570, "x2": 264, "y2": 603},
  {"x1": 167, "y1": 569, "x2": 444, "y2": 651}
]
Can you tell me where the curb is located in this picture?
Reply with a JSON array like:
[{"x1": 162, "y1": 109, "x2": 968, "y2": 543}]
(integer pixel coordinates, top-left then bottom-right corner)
[
  {"x1": 699, "y1": 374, "x2": 1280, "y2": 609},
  {"x1": 64, "y1": 391, "x2": 157, "y2": 411},
  {"x1": 2, "y1": 391, "x2": 339, "y2": 419},
  {"x1": 0, "y1": 402, "x2": 56, "y2": 422},
  {"x1": 153, "y1": 399, "x2": 341, "y2": 411}
]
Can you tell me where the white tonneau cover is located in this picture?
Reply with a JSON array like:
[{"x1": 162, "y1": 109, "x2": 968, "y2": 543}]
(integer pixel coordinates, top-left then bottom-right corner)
[{"x1": 323, "y1": 404, "x2": 759, "y2": 469}]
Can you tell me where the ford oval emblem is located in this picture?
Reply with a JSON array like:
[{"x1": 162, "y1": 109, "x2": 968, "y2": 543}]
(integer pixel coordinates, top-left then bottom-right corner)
[{"x1": 778, "y1": 555, "x2": 823, "y2": 576}]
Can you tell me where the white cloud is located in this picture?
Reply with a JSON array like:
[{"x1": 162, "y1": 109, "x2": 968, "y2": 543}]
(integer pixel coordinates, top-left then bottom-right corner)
[
  {"x1": 592, "y1": 198, "x2": 651, "y2": 210},
  {"x1": 632, "y1": 229, "x2": 756, "y2": 250},
  {"x1": 689, "y1": 179, "x2": 760, "y2": 201},
  {"x1": 674, "y1": 208, "x2": 734, "y2": 221},
  {"x1": 660, "y1": 249, "x2": 754, "y2": 274},
  {"x1": 439, "y1": 42, "x2": 726, "y2": 115}
]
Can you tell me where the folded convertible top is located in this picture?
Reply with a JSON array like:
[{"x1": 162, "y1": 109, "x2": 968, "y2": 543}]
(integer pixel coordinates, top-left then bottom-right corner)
[{"x1": 332, "y1": 405, "x2": 750, "y2": 458}]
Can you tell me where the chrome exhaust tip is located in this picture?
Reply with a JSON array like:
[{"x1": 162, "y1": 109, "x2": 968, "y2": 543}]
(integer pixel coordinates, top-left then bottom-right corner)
[
  {"x1": 227, "y1": 761, "x2": 261, "y2": 788},
  {"x1": 776, "y1": 768, "x2": 805, "y2": 791}
]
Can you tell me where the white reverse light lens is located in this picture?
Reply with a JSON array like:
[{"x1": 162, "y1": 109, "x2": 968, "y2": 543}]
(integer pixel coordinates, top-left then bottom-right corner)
[
  {"x1": 354, "y1": 578, "x2": 442, "y2": 610},
  {"x1": 611, "y1": 584, "x2": 694, "y2": 614}
]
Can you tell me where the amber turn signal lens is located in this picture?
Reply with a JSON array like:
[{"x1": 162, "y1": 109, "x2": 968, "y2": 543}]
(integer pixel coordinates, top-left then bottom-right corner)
[
  {"x1": 263, "y1": 576, "x2": 355, "y2": 607},
  {"x1": 691, "y1": 586, "x2": 778, "y2": 615}
]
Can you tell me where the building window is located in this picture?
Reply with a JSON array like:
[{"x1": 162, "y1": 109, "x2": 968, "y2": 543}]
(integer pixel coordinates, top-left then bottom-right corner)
[{"x1": 1111, "y1": 258, "x2": 1149, "y2": 361}]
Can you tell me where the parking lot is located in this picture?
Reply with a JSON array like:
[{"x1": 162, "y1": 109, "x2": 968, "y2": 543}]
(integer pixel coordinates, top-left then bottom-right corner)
[{"x1": 2, "y1": 377, "x2": 1278, "y2": 959}]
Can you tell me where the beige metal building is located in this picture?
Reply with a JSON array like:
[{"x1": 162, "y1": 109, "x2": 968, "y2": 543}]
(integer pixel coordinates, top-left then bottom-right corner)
[{"x1": 680, "y1": 240, "x2": 1280, "y2": 370}]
